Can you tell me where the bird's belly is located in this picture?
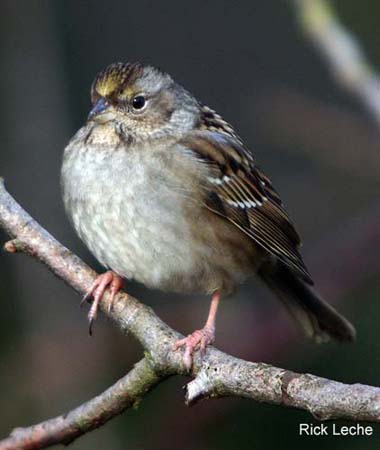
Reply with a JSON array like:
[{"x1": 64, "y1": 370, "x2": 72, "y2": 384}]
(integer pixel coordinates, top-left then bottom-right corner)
[
  {"x1": 77, "y1": 198, "x2": 203, "y2": 291},
  {"x1": 62, "y1": 145, "x2": 257, "y2": 294}
]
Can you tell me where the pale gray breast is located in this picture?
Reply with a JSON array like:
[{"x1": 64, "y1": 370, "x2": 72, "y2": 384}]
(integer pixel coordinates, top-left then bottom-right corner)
[
  {"x1": 62, "y1": 127, "x2": 257, "y2": 294},
  {"x1": 62, "y1": 128, "x2": 207, "y2": 288}
]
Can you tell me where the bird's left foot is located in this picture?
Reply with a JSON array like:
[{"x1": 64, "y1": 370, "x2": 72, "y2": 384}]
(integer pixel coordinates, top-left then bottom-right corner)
[
  {"x1": 173, "y1": 325, "x2": 215, "y2": 370},
  {"x1": 82, "y1": 271, "x2": 124, "y2": 335}
]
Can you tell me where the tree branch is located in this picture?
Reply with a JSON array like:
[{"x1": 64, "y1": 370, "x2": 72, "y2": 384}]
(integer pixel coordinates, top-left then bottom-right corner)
[
  {"x1": 0, "y1": 358, "x2": 161, "y2": 450},
  {"x1": 291, "y1": 0, "x2": 380, "y2": 125},
  {"x1": 1, "y1": 177, "x2": 380, "y2": 449}
]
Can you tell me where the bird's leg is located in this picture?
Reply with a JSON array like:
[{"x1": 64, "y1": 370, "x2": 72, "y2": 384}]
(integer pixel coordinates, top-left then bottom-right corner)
[
  {"x1": 81, "y1": 270, "x2": 124, "y2": 335},
  {"x1": 173, "y1": 291, "x2": 221, "y2": 369}
]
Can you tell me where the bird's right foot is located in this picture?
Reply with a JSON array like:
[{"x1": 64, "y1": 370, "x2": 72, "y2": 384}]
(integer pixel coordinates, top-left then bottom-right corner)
[{"x1": 81, "y1": 270, "x2": 124, "y2": 335}]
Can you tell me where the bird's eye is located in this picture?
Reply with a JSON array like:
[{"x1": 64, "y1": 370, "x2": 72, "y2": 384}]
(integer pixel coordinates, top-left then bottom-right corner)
[{"x1": 132, "y1": 95, "x2": 146, "y2": 110}]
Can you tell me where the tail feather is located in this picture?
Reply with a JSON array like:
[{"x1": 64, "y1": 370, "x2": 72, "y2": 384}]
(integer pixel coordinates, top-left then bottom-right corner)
[{"x1": 258, "y1": 262, "x2": 356, "y2": 343}]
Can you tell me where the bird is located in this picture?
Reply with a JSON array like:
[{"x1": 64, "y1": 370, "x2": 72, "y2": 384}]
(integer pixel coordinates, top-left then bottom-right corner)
[{"x1": 61, "y1": 62, "x2": 355, "y2": 368}]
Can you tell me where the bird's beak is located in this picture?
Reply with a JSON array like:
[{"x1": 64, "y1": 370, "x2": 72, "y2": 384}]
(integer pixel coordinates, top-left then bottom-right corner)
[{"x1": 88, "y1": 98, "x2": 116, "y2": 123}]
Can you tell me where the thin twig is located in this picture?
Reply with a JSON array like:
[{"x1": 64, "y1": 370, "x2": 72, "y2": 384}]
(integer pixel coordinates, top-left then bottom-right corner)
[
  {"x1": 1, "y1": 177, "x2": 380, "y2": 450},
  {"x1": 292, "y1": 0, "x2": 380, "y2": 125}
]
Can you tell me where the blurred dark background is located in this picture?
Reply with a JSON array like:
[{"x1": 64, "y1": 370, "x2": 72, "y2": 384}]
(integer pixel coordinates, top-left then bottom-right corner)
[{"x1": 1, "y1": 1, "x2": 380, "y2": 449}]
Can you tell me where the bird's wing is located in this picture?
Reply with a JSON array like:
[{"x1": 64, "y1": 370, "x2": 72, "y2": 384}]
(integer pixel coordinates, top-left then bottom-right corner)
[{"x1": 180, "y1": 122, "x2": 312, "y2": 283}]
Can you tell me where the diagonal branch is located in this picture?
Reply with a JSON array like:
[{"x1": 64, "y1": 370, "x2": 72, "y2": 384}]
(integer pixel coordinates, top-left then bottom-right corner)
[
  {"x1": 291, "y1": 0, "x2": 380, "y2": 125},
  {"x1": 1, "y1": 177, "x2": 380, "y2": 450},
  {"x1": 0, "y1": 358, "x2": 161, "y2": 450}
]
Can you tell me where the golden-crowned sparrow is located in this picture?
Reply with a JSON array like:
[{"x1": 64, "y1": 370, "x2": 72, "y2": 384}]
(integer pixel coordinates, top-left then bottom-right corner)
[{"x1": 61, "y1": 62, "x2": 355, "y2": 367}]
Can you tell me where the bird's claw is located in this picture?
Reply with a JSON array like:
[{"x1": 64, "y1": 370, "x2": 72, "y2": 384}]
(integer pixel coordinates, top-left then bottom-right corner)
[
  {"x1": 173, "y1": 326, "x2": 215, "y2": 370},
  {"x1": 81, "y1": 271, "x2": 123, "y2": 335}
]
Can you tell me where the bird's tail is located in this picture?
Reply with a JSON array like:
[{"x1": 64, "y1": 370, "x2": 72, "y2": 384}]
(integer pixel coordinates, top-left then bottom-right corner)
[{"x1": 258, "y1": 262, "x2": 356, "y2": 343}]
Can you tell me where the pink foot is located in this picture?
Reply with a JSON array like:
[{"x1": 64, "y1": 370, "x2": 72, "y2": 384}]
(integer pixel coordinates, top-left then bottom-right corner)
[
  {"x1": 82, "y1": 271, "x2": 124, "y2": 335},
  {"x1": 173, "y1": 325, "x2": 215, "y2": 369}
]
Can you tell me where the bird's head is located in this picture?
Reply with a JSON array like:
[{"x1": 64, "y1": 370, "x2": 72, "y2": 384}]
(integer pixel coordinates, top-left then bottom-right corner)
[{"x1": 88, "y1": 62, "x2": 199, "y2": 142}]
